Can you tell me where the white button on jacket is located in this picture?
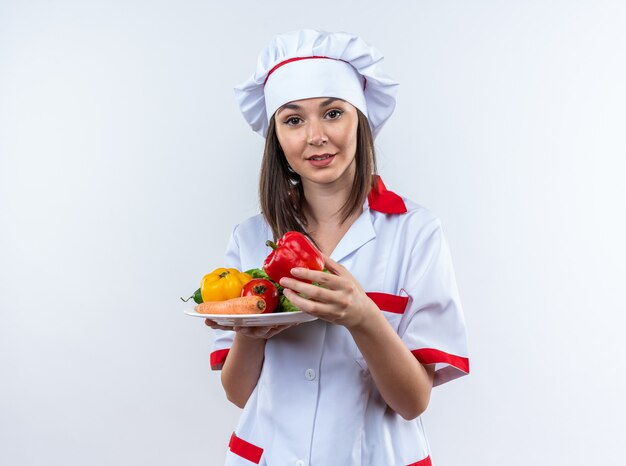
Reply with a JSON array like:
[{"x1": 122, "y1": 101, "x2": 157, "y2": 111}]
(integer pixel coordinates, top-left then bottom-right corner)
[{"x1": 211, "y1": 178, "x2": 470, "y2": 466}]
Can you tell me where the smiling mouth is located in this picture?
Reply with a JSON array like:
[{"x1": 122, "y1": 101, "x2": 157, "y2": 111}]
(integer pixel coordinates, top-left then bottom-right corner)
[{"x1": 307, "y1": 153, "x2": 335, "y2": 161}]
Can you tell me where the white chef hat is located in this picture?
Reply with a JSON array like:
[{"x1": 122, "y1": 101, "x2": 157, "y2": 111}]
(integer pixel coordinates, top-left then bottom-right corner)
[{"x1": 234, "y1": 29, "x2": 399, "y2": 139}]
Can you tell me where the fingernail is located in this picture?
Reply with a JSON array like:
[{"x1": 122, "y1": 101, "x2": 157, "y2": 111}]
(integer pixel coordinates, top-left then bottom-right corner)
[{"x1": 291, "y1": 268, "x2": 302, "y2": 276}]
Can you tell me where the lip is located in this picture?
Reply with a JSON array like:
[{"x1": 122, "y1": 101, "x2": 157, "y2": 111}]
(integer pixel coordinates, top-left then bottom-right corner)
[
  {"x1": 306, "y1": 153, "x2": 335, "y2": 160},
  {"x1": 306, "y1": 153, "x2": 336, "y2": 168}
]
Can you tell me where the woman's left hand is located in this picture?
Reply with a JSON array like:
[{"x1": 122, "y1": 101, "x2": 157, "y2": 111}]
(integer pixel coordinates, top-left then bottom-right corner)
[{"x1": 279, "y1": 253, "x2": 377, "y2": 329}]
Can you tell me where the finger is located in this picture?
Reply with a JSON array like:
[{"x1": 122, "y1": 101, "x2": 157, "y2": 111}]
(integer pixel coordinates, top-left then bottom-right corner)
[
  {"x1": 215, "y1": 325, "x2": 236, "y2": 331},
  {"x1": 254, "y1": 325, "x2": 286, "y2": 339},
  {"x1": 280, "y1": 268, "x2": 342, "y2": 291},
  {"x1": 280, "y1": 273, "x2": 324, "y2": 291},
  {"x1": 237, "y1": 326, "x2": 263, "y2": 338},
  {"x1": 320, "y1": 253, "x2": 347, "y2": 276},
  {"x1": 204, "y1": 318, "x2": 230, "y2": 326},
  {"x1": 283, "y1": 288, "x2": 331, "y2": 317},
  {"x1": 263, "y1": 325, "x2": 279, "y2": 336},
  {"x1": 204, "y1": 319, "x2": 235, "y2": 331},
  {"x1": 238, "y1": 325, "x2": 280, "y2": 339},
  {"x1": 266, "y1": 328, "x2": 289, "y2": 339},
  {"x1": 280, "y1": 280, "x2": 336, "y2": 304},
  {"x1": 264, "y1": 326, "x2": 285, "y2": 339},
  {"x1": 234, "y1": 323, "x2": 298, "y2": 339},
  {"x1": 285, "y1": 268, "x2": 338, "y2": 288}
]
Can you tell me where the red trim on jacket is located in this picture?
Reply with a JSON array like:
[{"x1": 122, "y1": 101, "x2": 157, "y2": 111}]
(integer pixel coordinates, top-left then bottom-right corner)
[
  {"x1": 210, "y1": 348, "x2": 229, "y2": 370},
  {"x1": 367, "y1": 292, "x2": 409, "y2": 314},
  {"x1": 229, "y1": 432, "x2": 264, "y2": 464},
  {"x1": 407, "y1": 455, "x2": 432, "y2": 466},
  {"x1": 411, "y1": 348, "x2": 470, "y2": 374},
  {"x1": 368, "y1": 175, "x2": 408, "y2": 214}
]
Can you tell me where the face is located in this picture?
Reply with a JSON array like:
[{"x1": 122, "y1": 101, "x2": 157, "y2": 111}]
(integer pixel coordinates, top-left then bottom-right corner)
[{"x1": 274, "y1": 97, "x2": 359, "y2": 189}]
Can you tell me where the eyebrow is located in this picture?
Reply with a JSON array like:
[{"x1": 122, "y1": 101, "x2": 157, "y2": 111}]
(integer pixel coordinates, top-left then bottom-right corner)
[{"x1": 278, "y1": 98, "x2": 340, "y2": 113}]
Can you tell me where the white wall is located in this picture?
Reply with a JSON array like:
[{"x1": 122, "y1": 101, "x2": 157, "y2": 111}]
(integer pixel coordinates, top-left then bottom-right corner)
[{"x1": 1, "y1": 1, "x2": 625, "y2": 465}]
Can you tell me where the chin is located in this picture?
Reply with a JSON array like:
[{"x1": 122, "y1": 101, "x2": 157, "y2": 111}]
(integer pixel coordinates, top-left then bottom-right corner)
[{"x1": 306, "y1": 169, "x2": 353, "y2": 187}]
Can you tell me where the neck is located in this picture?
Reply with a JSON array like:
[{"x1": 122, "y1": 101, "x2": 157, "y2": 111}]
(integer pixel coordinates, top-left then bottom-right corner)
[
  {"x1": 301, "y1": 179, "x2": 363, "y2": 256},
  {"x1": 301, "y1": 161, "x2": 365, "y2": 228},
  {"x1": 302, "y1": 180, "x2": 354, "y2": 228}
]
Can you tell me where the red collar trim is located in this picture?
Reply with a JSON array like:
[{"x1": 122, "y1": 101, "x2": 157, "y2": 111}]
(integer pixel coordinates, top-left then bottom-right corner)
[{"x1": 367, "y1": 175, "x2": 407, "y2": 214}]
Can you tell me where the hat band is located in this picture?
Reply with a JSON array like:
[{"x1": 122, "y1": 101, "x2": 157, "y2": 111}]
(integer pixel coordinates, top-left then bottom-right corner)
[
  {"x1": 264, "y1": 56, "x2": 367, "y2": 89},
  {"x1": 263, "y1": 56, "x2": 368, "y2": 122}
]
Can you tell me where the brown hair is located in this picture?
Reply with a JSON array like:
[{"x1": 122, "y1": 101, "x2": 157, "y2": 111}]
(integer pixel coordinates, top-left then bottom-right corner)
[{"x1": 259, "y1": 109, "x2": 377, "y2": 241}]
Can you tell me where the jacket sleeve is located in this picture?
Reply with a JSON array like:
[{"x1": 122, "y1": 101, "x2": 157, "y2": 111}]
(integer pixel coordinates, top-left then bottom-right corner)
[
  {"x1": 209, "y1": 225, "x2": 240, "y2": 370},
  {"x1": 398, "y1": 218, "x2": 470, "y2": 387}
]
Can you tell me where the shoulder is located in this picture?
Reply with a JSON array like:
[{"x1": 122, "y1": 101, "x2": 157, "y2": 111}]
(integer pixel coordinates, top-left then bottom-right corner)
[
  {"x1": 367, "y1": 176, "x2": 443, "y2": 238},
  {"x1": 370, "y1": 193, "x2": 443, "y2": 242},
  {"x1": 226, "y1": 213, "x2": 273, "y2": 270},
  {"x1": 230, "y1": 213, "x2": 273, "y2": 247},
  {"x1": 232, "y1": 213, "x2": 269, "y2": 235},
  {"x1": 401, "y1": 197, "x2": 440, "y2": 226}
]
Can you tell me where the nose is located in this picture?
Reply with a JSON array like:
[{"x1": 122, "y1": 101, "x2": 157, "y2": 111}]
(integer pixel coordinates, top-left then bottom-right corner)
[{"x1": 307, "y1": 120, "x2": 328, "y2": 146}]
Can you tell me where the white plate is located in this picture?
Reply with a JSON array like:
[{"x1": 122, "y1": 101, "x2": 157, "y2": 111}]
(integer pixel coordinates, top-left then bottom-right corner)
[{"x1": 184, "y1": 308, "x2": 318, "y2": 327}]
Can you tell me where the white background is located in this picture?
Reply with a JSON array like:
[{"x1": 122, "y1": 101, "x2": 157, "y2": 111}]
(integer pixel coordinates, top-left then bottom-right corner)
[{"x1": 1, "y1": 1, "x2": 625, "y2": 465}]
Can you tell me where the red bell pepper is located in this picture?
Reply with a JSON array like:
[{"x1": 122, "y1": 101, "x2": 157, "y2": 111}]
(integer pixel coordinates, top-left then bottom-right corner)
[{"x1": 264, "y1": 231, "x2": 325, "y2": 284}]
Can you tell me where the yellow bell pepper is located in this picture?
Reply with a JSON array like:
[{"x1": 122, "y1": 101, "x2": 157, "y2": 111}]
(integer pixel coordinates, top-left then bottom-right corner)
[{"x1": 200, "y1": 268, "x2": 252, "y2": 302}]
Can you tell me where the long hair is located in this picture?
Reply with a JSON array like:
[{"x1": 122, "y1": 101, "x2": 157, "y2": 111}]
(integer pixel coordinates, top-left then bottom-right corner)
[{"x1": 259, "y1": 109, "x2": 377, "y2": 241}]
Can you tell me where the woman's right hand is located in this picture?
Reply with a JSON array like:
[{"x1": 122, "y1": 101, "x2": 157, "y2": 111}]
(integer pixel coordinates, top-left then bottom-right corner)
[{"x1": 205, "y1": 319, "x2": 295, "y2": 339}]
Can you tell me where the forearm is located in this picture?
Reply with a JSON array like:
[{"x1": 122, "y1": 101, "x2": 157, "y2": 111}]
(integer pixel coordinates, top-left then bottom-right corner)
[
  {"x1": 220, "y1": 333, "x2": 266, "y2": 408},
  {"x1": 349, "y1": 307, "x2": 435, "y2": 420}
]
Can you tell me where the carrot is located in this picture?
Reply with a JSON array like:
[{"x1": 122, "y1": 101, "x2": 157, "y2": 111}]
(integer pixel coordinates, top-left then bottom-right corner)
[{"x1": 196, "y1": 295, "x2": 266, "y2": 315}]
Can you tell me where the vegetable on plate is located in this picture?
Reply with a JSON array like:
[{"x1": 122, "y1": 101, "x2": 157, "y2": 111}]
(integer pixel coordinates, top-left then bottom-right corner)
[
  {"x1": 181, "y1": 268, "x2": 251, "y2": 304},
  {"x1": 263, "y1": 231, "x2": 324, "y2": 284},
  {"x1": 201, "y1": 267, "x2": 252, "y2": 302},
  {"x1": 241, "y1": 278, "x2": 280, "y2": 313},
  {"x1": 196, "y1": 295, "x2": 266, "y2": 314}
]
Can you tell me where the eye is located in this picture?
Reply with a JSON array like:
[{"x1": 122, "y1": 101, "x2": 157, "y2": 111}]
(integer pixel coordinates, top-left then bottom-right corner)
[
  {"x1": 325, "y1": 109, "x2": 343, "y2": 119},
  {"x1": 283, "y1": 116, "x2": 303, "y2": 126}
]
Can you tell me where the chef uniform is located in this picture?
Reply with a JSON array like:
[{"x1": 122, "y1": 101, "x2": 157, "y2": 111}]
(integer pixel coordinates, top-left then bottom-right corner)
[{"x1": 209, "y1": 30, "x2": 470, "y2": 466}]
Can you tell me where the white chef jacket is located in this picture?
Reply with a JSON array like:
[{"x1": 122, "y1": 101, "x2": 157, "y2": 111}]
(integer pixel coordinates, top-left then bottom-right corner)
[{"x1": 210, "y1": 177, "x2": 469, "y2": 466}]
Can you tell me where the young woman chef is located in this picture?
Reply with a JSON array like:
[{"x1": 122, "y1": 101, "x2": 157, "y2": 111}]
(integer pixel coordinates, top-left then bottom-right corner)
[{"x1": 205, "y1": 29, "x2": 470, "y2": 466}]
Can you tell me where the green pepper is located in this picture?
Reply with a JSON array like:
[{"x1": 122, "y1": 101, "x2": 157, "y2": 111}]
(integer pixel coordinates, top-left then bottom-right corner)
[
  {"x1": 279, "y1": 294, "x2": 300, "y2": 313},
  {"x1": 180, "y1": 288, "x2": 203, "y2": 304},
  {"x1": 245, "y1": 268, "x2": 271, "y2": 280}
]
